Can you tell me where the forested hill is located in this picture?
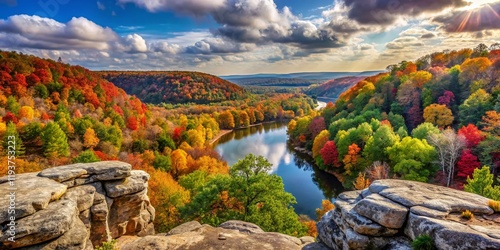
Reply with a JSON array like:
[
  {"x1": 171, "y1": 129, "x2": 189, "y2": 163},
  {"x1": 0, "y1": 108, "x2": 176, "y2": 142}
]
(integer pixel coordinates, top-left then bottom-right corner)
[
  {"x1": 288, "y1": 44, "x2": 500, "y2": 191},
  {"x1": 305, "y1": 76, "x2": 366, "y2": 98},
  {"x1": 100, "y1": 71, "x2": 246, "y2": 104}
]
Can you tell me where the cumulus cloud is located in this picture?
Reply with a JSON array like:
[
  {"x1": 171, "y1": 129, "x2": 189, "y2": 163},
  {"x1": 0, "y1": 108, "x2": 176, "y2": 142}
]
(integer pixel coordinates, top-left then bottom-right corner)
[
  {"x1": 185, "y1": 37, "x2": 255, "y2": 54},
  {"x1": 433, "y1": 2, "x2": 500, "y2": 32},
  {"x1": 123, "y1": 0, "x2": 360, "y2": 50},
  {"x1": 386, "y1": 36, "x2": 425, "y2": 49},
  {"x1": 342, "y1": 0, "x2": 468, "y2": 25},
  {"x1": 0, "y1": 15, "x2": 118, "y2": 50}
]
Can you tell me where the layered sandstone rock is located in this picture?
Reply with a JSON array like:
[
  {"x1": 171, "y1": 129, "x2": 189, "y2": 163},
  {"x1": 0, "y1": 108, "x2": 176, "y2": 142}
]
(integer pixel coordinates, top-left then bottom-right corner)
[
  {"x1": 317, "y1": 179, "x2": 500, "y2": 250},
  {"x1": 118, "y1": 220, "x2": 317, "y2": 250},
  {"x1": 0, "y1": 161, "x2": 155, "y2": 249}
]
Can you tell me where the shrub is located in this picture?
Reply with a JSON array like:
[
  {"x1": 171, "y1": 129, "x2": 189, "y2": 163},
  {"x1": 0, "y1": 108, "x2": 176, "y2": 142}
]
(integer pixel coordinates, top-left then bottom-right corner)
[
  {"x1": 412, "y1": 234, "x2": 436, "y2": 250},
  {"x1": 95, "y1": 240, "x2": 117, "y2": 250},
  {"x1": 488, "y1": 200, "x2": 500, "y2": 212},
  {"x1": 461, "y1": 210, "x2": 474, "y2": 220}
]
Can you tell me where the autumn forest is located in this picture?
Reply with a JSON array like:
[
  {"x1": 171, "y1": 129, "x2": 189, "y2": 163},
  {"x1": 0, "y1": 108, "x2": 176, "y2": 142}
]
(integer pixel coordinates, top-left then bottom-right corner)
[{"x1": 2, "y1": 42, "x2": 500, "y2": 240}]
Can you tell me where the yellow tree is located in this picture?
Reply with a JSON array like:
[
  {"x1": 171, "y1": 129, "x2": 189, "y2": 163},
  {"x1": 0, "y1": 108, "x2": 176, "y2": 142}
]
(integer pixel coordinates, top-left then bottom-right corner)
[
  {"x1": 83, "y1": 128, "x2": 99, "y2": 149},
  {"x1": 18, "y1": 106, "x2": 34, "y2": 121},
  {"x1": 171, "y1": 149, "x2": 188, "y2": 177},
  {"x1": 353, "y1": 172, "x2": 371, "y2": 190},
  {"x1": 423, "y1": 104, "x2": 454, "y2": 128},
  {"x1": 315, "y1": 200, "x2": 335, "y2": 221},
  {"x1": 312, "y1": 130, "x2": 330, "y2": 158}
]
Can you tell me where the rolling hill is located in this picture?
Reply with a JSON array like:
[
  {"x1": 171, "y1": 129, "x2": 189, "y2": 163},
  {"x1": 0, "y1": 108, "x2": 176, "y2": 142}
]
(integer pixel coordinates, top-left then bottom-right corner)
[{"x1": 100, "y1": 71, "x2": 246, "y2": 104}]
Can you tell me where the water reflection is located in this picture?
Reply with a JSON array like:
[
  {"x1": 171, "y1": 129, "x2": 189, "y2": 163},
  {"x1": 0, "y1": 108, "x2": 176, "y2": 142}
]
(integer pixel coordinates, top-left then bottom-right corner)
[{"x1": 213, "y1": 122, "x2": 344, "y2": 218}]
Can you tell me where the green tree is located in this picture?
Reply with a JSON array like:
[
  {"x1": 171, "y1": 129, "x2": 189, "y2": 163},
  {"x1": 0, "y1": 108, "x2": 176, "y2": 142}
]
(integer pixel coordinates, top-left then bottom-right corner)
[
  {"x1": 412, "y1": 122, "x2": 440, "y2": 140},
  {"x1": 363, "y1": 125, "x2": 399, "y2": 163},
  {"x1": 181, "y1": 154, "x2": 307, "y2": 236},
  {"x1": 153, "y1": 152, "x2": 171, "y2": 171},
  {"x1": 42, "y1": 122, "x2": 70, "y2": 157},
  {"x1": 458, "y1": 89, "x2": 493, "y2": 126},
  {"x1": 73, "y1": 150, "x2": 100, "y2": 163},
  {"x1": 464, "y1": 166, "x2": 500, "y2": 200},
  {"x1": 2, "y1": 122, "x2": 25, "y2": 155},
  {"x1": 387, "y1": 137, "x2": 437, "y2": 182},
  {"x1": 6, "y1": 96, "x2": 20, "y2": 114}
]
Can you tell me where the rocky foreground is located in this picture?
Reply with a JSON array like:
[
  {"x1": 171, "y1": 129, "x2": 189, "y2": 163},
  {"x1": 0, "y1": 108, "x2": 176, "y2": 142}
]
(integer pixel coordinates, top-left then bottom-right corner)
[
  {"x1": 317, "y1": 179, "x2": 500, "y2": 250},
  {"x1": 1, "y1": 162, "x2": 499, "y2": 250},
  {"x1": 118, "y1": 220, "x2": 319, "y2": 250},
  {"x1": 0, "y1": 161, "x2": 155, "y2": 249}
]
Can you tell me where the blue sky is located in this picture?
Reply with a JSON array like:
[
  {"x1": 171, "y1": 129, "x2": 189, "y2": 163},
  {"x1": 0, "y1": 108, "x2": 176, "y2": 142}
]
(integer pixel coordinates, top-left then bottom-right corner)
[{"x1": 0, "y1": 0, "x2": 498, "y2": 75}]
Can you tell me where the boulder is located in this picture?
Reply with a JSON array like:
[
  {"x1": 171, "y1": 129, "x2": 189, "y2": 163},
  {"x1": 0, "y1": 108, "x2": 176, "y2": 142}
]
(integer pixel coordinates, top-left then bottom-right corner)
[
  {"x1": 370, "y1": 179, "x2": 493, "y2": 214},
  {"x1": 63, "y1": 185, "x2": 96, "y2": 212},
  {"x1": 166, "y1": 221, "x2": 203, "y2": 235},
  {"x1": 38, "y1": 161, "x2": 131, "y2": 183},
  {"x1": 103, "y1": 170, "x2": 149, "y2": 198},
  {"x1": 0, "y1": 174, "x2": 67, "y2": 224},
  {"x1": 22, "y1": 214, "x2": 90, "y2": 250},
  {"x1": 119, "y1": 223, "x2": 313, "y2": 250},
  {"x1": 405, "y1": 212, "x2": 500, "y2": 250},
  {"x1": 0, "y1": 199, "x2": 78, "y2": 248},
  {"x1": 218, "y1": 220, "x2": 265, "y2": 234},
  {"x1": 353, "y1": 193, "x2": 409, "y2": 229},
  {"x1": 107, "y1": 188, "x2": 154, "y2": 238},
  {"x1": 317, "y1": 180, "x2": 500, "y2": 250}
]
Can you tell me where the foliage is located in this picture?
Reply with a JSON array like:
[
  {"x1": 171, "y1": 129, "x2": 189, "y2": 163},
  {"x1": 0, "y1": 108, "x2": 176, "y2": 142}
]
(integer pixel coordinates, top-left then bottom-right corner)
[
  {"x1": 180, "y1": 154, "x2": 307, "y2": 236},
  {"x1": 2, "y1": 122, "x2": 25, "y2": 155},
  {"x1": 461, "y1": 210, "x2": 474, "y2": 220},
  {"x1": 488, "y1": 200, "x2": 500, "y2": 212},
  {"x1": 464, "y1": 166, "x2": 500, "y2": 200},
  {"x1": 411, "y1": 234, "x2": 436, "y2": 250},
  {"x1": 411, "y1": 122, "x2": 440, "y2": 140},
  {"x1": 353, "y1": 172, "x2": 371, "y2": 190},
  {"x1": 319, "y1": 141, "x2": 340, "y2": 169},
  {"x1": 312, "y1": 130, "x2": 330, "y2": 158},
  {"x1": 456, "y1": 150, "x2": 481, "y2": 178},
  {"x1": 315, "y1": 200, "x2": 335, "y2": 221},
  {"x1": 42, "y1": 122, "x2": 70, "y2": 158},
  {"x1": 387, "y1": 137, "x2": 436, "y2": 182},
  {"x1": 73, "y1": 150, "x2": 100, "y2": 163},
  {"x1": 423, "y1": 104, "x2": 454, "y2": 127},
  {"x1": 94, "y1": 240, "x2": 117, "y2": 250},
  {"x1": 101, "y1": 71, "x2": 246, "y2": 104}
]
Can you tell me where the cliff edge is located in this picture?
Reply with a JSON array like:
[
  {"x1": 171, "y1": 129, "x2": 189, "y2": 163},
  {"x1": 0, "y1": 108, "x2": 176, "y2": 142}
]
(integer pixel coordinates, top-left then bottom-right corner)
[
  {"x1": 317, "y1": 179, "x2": 500, "y2": 250},
  {"x1": 0, "y1": 161, "x2": 155, "y2": 249}
]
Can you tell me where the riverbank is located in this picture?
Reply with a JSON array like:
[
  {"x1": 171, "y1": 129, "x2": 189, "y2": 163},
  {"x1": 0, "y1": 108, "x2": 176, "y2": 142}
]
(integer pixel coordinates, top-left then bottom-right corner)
[
  {"x1": 209, "y1": 121, "x2": 285, "y2": 145},
  {"x1": 209, "y1": 129, "x2": 233, "y2": 145}
]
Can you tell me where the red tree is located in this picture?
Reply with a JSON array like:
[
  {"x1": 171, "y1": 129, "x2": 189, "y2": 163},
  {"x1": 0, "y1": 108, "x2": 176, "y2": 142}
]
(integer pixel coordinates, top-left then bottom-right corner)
[
  {"x1": 320, "y1": 141, "x2": 340, "y2": 167},
  {"x1": 457, "y1": 124, "x2": 484, "y2": 148},
  {"x1": 456, "y1": 149, "x2": 481, "y2": 178},
  {"x1": 126, "y1": 116, "x2": 139, "y2": 130},
  {"x1": 308, "y1": 117, "x2": 326, "y2": 140},
  {"x1": 3, "y1": 112, "x2": 18, "y2": 124}
]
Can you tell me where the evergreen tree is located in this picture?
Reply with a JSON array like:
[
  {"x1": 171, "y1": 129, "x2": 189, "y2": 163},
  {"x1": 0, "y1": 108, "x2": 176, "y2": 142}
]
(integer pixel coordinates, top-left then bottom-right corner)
[
  {"x1": 42, "y1": 122, "x2": 70, "y2": 157},
  {"x1": 2, "y1": 122, "x2": 25, "y2": 155},
  {"x1": 464, "y1": 166, "x2": 500, "y2": 200}
]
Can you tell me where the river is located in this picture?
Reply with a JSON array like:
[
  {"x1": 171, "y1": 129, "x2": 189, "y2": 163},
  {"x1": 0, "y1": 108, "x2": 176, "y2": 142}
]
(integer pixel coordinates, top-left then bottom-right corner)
[{"x1": 212, "y1": 122, "x2": 344, "y2": 219}]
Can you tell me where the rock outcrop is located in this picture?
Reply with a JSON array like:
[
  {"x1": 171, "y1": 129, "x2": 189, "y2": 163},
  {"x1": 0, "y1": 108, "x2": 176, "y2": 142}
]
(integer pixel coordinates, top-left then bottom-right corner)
[
  {"x1": 317, "y1": 179, "x2": 500, "y2": 250},
  {"x1": 117, "y1": 220, "x2": 318, "y2": 250},
  {"x1": 0, "y1": 161, "x2": 155, "y2": 249}
]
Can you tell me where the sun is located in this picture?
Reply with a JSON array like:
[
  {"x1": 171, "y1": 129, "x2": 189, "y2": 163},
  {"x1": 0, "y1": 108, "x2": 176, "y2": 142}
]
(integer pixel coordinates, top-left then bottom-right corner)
[{"x1": 464, "y1": 0, "x2": 499, "y2": 10}]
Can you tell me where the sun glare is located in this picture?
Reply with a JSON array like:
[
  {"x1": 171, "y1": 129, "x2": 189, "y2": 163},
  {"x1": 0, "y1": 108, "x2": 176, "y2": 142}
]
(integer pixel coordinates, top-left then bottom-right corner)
[{"x1": 464, "y1": 0, "x2": 499, "y2": 10}]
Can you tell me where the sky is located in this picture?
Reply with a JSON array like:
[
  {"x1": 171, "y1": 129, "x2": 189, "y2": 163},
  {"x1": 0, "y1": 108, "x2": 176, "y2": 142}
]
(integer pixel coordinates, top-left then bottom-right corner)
[{"x1": 0, "y1": 0, "x2": 499, "y2": 75}]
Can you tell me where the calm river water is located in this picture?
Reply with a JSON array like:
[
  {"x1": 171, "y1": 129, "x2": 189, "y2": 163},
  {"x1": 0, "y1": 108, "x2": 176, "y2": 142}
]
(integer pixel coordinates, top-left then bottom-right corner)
[{"x1": 213, "y1": 122, "x2": 344, "y2": 219}]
